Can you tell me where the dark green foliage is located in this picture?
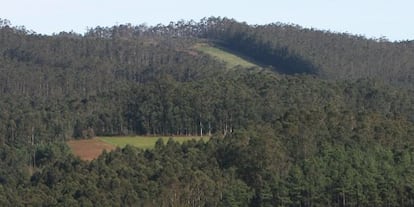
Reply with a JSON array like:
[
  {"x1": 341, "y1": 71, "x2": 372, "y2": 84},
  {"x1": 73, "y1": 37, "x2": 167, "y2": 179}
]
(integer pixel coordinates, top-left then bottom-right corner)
[{"x1": 0, "y1": 18, "x2": 414, "y2": 206}]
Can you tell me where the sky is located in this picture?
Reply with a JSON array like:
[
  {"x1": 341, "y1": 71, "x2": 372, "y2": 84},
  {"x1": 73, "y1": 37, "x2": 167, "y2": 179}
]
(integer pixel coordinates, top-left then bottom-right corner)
[{"x1": 1, "y1": 0, "x2": 413, "y2": 41}]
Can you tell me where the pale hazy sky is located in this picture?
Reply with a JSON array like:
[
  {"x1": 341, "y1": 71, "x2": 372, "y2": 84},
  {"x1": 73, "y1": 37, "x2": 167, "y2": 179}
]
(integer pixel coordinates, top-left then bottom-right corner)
[{"x1": 1, "y1": 0, "x2": 413, "y2": 41}]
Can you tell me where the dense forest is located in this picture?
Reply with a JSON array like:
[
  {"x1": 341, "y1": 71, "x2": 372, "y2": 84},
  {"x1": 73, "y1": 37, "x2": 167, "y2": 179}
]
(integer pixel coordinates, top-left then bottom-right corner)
[{"x1": 0, "y1": 17, "x2": 414, "y2": 206}]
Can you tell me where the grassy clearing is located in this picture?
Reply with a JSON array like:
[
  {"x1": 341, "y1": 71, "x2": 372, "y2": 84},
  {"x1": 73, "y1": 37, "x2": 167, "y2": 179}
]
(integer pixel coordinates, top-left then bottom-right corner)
[
  {"x1": 194, "y1": 43, "x2": 258, "y2": 69},
  {"x1": 99, "y1": 136, "x2": 209, "y2": 149}
]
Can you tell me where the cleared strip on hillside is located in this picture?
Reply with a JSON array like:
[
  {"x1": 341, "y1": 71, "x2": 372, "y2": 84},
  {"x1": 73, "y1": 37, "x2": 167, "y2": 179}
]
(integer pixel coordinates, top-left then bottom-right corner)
[
  {"x1": 99, "y1": 136, "x2": 208, "y2": 149},
  {"x1": 67, "y1": 136, "x2": 209, "y2": 161},
  {"x1": 194, "y1": 43, "x2": 258, "y2": 69}
]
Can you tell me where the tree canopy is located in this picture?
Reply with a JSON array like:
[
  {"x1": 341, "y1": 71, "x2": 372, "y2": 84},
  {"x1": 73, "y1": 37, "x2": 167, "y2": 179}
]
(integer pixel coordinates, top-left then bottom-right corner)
[{"x1": 0, "y1": 17, "x2": 413, "y2": 206}]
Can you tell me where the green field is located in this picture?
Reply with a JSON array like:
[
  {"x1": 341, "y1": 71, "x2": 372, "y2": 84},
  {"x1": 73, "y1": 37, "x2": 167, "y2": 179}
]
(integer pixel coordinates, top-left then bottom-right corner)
[
  {"x1": 194, "y1": 43, "x2": 258, "y2": 69},
  {"x1": 99, "y1": 136, "x2": 209, "y2": 149}
]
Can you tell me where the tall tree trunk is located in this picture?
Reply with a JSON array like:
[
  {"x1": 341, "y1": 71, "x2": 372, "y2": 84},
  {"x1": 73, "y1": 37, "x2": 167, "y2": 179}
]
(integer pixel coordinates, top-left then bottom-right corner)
[{"x1": 199, "y1": 121, "x2": 203, "y2": 136}]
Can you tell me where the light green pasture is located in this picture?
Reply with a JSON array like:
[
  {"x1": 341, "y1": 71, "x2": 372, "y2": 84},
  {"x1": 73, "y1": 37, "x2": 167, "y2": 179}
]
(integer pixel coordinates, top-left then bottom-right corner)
[
  {"x1": 194, "y1": 43, "x2": 258, "y2": 69},
  {"x1": 99, "y1": 136, "x2": 208, "y2": 149}
]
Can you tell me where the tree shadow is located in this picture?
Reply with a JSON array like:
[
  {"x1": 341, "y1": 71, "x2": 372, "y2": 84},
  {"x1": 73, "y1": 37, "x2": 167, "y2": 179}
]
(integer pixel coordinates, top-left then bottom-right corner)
[{"x1": 216, "y1": 39, "x2": 319, "y2": 75}]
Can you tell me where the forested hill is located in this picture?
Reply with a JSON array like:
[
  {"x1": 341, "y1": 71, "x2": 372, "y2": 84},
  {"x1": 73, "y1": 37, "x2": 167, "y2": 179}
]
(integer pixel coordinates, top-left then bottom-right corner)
[
  {"x1": 84, "y1": 17, "x2": 414, "y2": 88},
  {"x1": 2, "y1": 17, "x2": 414, "y2": 94},
  {"x1": 1, "y1": 17, "x2": 414, "y2": 144},
  {"x1": 1, "y1": 18, "x2": 414, "y2": 206}
]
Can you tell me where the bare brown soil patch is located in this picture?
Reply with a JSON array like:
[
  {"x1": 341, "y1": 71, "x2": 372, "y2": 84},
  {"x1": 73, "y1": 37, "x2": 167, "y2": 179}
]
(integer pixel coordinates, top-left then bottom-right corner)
[{"x1": 67, "y1": 138, "x2": 116, "y2": 161}]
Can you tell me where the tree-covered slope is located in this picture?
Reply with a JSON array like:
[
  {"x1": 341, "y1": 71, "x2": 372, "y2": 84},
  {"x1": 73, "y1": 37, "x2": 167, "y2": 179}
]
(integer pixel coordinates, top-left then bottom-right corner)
[
  {"x1": 198, "y1": 17, "x2": 414, "y2": 89},
  {"x1": 80, "y1": 17, "x2": 414, "y2": 88},
  {"x1": 0, "y1": 18, "x2": 414, "y2": 206}
]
